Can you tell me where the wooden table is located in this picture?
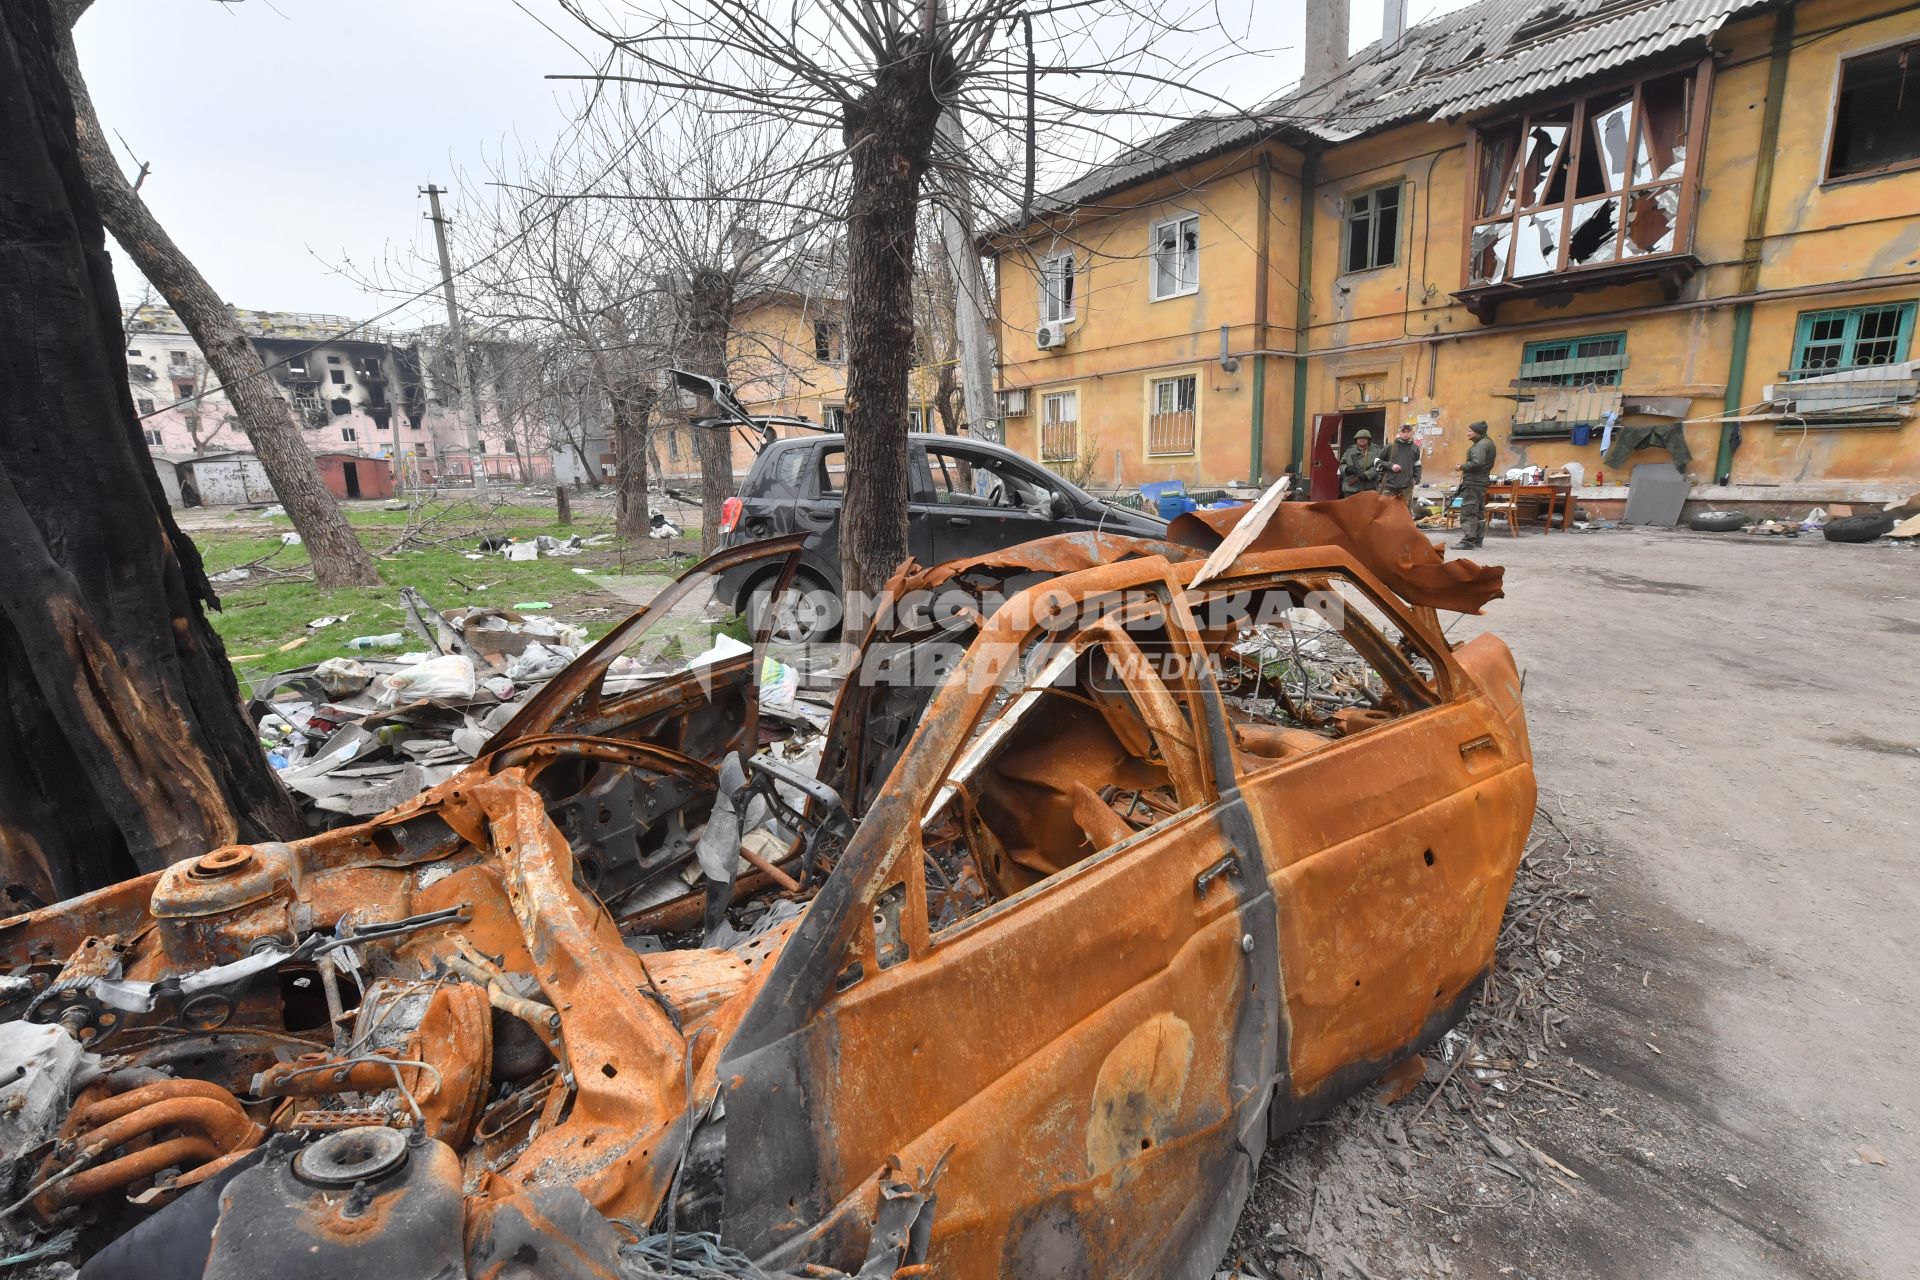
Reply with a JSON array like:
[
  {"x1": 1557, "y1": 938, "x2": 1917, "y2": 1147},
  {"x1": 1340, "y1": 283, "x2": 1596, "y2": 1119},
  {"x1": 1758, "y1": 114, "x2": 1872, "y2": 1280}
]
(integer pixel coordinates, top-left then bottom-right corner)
[{"x1": 1486, "y1": 482, "x2": 1575, "y2": 532}]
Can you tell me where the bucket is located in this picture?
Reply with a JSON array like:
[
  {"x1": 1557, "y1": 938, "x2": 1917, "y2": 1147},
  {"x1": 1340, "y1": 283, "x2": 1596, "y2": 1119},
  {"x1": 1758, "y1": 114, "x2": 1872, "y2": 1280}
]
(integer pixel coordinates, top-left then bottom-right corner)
[{"x1": 1570, "y1": 423, "x2": 1593, "y2": 446}]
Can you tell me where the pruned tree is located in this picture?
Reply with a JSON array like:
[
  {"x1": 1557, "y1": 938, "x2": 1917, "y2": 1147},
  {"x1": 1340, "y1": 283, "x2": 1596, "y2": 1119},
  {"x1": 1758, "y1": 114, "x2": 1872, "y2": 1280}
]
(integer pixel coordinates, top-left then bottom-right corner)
[
  {"x1": 1, "y1": 0, "x2": 298, "y2": 901},
  {"x1": 558, "y1": 0, "x2": 1258, "y2": 602},
  {"x1": 54, "y1": 0, "x2": 377, "y2": 588}
]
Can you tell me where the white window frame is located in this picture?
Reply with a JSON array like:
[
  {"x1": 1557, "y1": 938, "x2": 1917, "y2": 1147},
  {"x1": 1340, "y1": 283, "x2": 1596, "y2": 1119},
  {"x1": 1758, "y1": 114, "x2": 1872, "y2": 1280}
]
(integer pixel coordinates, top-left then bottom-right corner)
[
  {"x1": 1039, "y1": 251, "x2": 1077, "y2": 323},
  {"x1": 1149, "y1": 214, "x2": 1200, "y2": 301},
  {"x1": 1150, "y1": 373, "x2": 1197, "y2": 416},
  {"x1": 1041, "y1": 389, "x2": 1077, "y2": 425}
]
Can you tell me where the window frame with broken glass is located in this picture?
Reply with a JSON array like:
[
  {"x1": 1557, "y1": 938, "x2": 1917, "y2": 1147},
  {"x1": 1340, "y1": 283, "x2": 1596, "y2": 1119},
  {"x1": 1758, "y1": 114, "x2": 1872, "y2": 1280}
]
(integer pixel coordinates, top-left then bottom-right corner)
[{"x1": 1465, "y1": 58, "x2": 1711, "y2": 288}]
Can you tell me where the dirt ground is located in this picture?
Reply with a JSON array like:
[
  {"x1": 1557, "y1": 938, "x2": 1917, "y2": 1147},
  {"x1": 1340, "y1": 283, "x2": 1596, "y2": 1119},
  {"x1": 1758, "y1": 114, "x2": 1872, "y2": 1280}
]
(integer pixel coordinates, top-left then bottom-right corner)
[{"x1": 1231, "y1": 526, "x2": 1919, "y2": 1280}]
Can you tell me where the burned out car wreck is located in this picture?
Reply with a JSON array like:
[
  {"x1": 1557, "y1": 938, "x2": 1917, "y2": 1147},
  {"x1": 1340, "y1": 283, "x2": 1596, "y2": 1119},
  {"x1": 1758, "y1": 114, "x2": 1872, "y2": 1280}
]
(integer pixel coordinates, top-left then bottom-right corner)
[{"x1": 0, "y1": 494, "x2": 1534, "y2": 1279}]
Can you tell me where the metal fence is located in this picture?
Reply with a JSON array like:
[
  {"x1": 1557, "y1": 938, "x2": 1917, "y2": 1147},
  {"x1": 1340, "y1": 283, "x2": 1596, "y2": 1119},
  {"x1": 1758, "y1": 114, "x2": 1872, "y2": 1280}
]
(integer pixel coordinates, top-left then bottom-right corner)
[
  {"x1": 1041, "y1": 418, "x2": 1079, "y2": 462},
  {"x1": 1147, "y1": 410, "x2": 1196, "y2": 456}
]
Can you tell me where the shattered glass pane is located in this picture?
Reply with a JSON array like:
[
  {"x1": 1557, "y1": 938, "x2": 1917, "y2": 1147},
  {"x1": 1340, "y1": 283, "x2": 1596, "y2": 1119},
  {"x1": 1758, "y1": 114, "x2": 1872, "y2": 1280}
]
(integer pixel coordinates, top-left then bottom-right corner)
[
  {"x1": 1470, "y1": 221, "x2": 1512, "y2": 284},
  {"x1": 1519, "y1": 113, "x2": 1571, "y2": 208},
  {"x1": 1568, "y1": 197, "x2": 1619, "y2": 265},
  {"x1": 1477, "y1": 124, "x2": 1520, "y2": 217},
  {"x1": 1635, "y1": 72, "x2": 1692, "y2": 183},
  {"x1": 1510, "y1": 209, "x2": 1563, "y2": 277},
  {"x1": 1586, "y1": 93, "x2": 1634, "y2": 192},
  {"x1": 1621, "y1": 185, "x2": 1678, "y2": 256}
]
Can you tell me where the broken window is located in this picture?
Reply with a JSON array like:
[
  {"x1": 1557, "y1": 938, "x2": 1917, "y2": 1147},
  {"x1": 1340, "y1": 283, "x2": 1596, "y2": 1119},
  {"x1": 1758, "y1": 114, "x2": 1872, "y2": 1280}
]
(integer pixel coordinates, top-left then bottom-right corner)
[
  {"x1": 1468, "y1": 64, "x2": 1702, "y2": 284},
  {"x1": 1343, "y1": 182, "x2": 1402, "y2": 273},
  {"x1": 329, "y1": 397, "x2": 352, "y2": 416},
  {"x1": 1514, "y1": 333, "x2": 1626, "y2": 437},
  {"x1": 1149, "y1": 214, "x2": 1199, "y2": 300},
  {"x1": 813, "y1": 320, "x2": 843, "y2": 363},
  {"x1": 821, "y1": 404, "x2": 847, "y2": 432},
  {"x1": 1789, "y1": 303, "x2": 1916, "y2": 376},
  {"x1": 919, "y1": 587, "x2": 1209, "y2": 931},
  {"x1": 143, "y1": 428, "x2": 161, "y2": 447},
  {"x1": 1828, "y1": 41, "x2": 1920, "y2": 180},
  {"x1": 136, "y1": 396, "x2": 155, "y2": 415},
  {"x1": 174, "y1": 381, "x2": 195, "y2": 401},
  {"x1": 1039, "y1": 251, "x2": 1076, "y2": 321},
  {"x1": 285, "y1": 355, "x2": 308, "y2": 377},
  {"x1": 169, "y1": 350, "x2": 191, "y2": 369},
  {"x1": 330, "y1": 369, "x2": 347, "y2": 385}
]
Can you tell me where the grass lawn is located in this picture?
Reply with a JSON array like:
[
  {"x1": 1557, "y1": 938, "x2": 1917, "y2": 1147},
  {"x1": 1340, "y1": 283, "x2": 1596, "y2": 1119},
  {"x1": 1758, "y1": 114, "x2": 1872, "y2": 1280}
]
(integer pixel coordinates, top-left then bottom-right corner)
[{"x1": 192, "y1": 500, "x2": 698, "y2": 682}]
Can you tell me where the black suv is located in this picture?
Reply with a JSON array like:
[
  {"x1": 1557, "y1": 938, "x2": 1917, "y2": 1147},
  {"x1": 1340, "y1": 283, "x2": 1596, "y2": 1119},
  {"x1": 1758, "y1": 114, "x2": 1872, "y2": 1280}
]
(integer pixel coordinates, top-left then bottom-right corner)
[{"x1": 716, "y1": 432, "x2": 1165, "y2": 639}]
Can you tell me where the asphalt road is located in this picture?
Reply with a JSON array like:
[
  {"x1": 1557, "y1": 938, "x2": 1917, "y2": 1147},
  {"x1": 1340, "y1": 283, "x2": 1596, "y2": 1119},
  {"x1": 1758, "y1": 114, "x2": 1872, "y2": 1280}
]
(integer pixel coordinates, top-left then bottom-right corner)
[{"x1": 1448, "y1": 525, "x2": 1919, "y2": 1278}]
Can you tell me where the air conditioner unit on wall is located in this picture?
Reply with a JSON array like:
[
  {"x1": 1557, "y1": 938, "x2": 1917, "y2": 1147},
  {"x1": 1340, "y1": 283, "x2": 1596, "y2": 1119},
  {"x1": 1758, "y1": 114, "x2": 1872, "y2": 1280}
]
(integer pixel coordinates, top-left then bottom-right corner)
[{"x1": 1035, "y1": 321, "x2": 1067, "y2": 350}]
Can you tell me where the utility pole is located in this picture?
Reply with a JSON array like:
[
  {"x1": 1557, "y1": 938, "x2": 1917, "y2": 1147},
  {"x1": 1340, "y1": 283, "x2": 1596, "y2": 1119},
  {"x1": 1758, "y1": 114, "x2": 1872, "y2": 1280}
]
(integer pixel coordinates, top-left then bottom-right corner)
[
  {"x1": 421, "y1": 184, "x2": 486, "y2": 488},
  {"x1": 936, "y1": 113, "x2": 999, "y2": 442}
]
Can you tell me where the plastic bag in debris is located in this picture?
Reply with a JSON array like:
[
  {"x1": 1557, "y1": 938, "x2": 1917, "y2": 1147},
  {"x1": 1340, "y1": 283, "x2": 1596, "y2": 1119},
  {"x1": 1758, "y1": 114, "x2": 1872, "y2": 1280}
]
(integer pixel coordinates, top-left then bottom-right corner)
[
  {"x1": 507, "y1": 642, "x2": 577, "y2": 682},
  {"x1": 504, "y1": 541, "x2": 539, "y2": 561},
  {"x1": 759, "y1": 654, "x2": 797, "y2": 707},
  {"x1": 649, "y1": 520, "x2": 680, "y2": 540},
  {"x1": 535, "y1": 534, "x2": 583, "y2": 556},
  {"x1": 378, "y1": 654, "x2": 477, "y2": 705},
  {"x1": 307, "y1": 614, "x2": 350, "y2": 631},
  {"x1": 313, "y1": 657, "x2": 374, "y2": 697},
  {"x1": 279, "y1": 532, "x2": 303, "y2": 546},
  {"x1": 260, "y1": 505, "x2": 286, "y2": 518},
  {"x1": 1799, "y1": 506, "x2": 1829, "y2": 531},
  {"x1": 518, "y1": 615, "x2": 585, "y2": 647}
]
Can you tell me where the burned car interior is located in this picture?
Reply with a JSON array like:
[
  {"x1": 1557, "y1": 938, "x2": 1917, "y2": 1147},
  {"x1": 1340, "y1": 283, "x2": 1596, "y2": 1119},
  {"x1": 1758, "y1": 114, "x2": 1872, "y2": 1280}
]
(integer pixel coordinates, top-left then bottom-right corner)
[{"x1": 0, "y1": 500, "x2": 1532, "y2": 1279}]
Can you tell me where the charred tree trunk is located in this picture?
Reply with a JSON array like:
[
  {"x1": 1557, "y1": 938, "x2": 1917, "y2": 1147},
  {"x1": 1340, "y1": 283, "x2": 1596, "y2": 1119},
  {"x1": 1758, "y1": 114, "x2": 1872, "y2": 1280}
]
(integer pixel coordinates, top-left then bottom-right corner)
[
  {"x1": 609, "y1": 384, "x2": 655, "y2": 543},
  {"x1": 839, "y1": 52, "x2": 946, "y2": 610},
  {"x1": 53, "y1": 2, "x2": 376, "y2": 588},
  {"x1": 0, "y1": 0, "x2": 299, "y2": 903},
  {"x1": 685, "y1": 269, "x2": 736, "y2": 555}
]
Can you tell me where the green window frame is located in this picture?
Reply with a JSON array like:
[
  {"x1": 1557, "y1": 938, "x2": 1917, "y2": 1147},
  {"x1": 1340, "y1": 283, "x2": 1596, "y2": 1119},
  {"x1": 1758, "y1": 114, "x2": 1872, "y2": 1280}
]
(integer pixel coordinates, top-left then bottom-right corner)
[
  {"x1": 1514, "y1": 332, "x2": 1627, "y2": 438},
  {"x1": 1519, "y1": 332, "x2": 1627, "y2": 386},
  {"x1": 1788, "y1": 303, "x2": 1915, "y2": 378}
]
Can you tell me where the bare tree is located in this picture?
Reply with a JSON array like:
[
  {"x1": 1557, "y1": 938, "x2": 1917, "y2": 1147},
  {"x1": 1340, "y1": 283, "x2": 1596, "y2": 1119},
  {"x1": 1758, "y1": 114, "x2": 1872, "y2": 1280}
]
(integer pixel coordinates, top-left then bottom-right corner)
[
  {"x1": 1, "y1": 0, "x2": 298, "y2": 900},
  {"x1": 54, "y1": 0, "x2": 377, "y2": 588},
  {"x1": 558, "y1": 0, "x2": 1258, "y2": 601}
]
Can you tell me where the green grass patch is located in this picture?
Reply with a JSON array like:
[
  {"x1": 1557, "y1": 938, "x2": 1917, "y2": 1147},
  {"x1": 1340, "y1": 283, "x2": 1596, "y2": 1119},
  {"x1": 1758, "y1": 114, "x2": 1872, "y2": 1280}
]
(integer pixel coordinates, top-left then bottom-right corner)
[{"x1": 198, "y1": 505, "x2": 694, "y2": 682}]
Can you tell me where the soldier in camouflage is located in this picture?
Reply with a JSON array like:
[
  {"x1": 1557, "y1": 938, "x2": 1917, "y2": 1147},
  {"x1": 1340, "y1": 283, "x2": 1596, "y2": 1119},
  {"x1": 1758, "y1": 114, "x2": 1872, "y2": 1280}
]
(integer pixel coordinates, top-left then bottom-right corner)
[{"x1": 1453, "y1": 420, "x2": 1497, "y2": 549}]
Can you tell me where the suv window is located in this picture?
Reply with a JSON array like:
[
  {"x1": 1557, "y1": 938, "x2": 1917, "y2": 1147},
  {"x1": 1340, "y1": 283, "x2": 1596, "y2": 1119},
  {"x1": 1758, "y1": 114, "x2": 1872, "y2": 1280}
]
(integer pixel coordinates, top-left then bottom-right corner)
[
  {"x1": 926, "y1": 447, "x2": 1060, "y2": 514},
  {"x1": 772, "y1": 445, "x2": 810, "y2": 493},
  {"x1": 816, "y1": 446, "x2": 847, "y2": 496}
]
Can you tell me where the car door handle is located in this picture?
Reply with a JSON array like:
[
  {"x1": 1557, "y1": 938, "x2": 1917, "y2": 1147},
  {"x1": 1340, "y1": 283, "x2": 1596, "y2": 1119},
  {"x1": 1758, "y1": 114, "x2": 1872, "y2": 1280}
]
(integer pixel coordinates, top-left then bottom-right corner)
[{"x1": 946, "y1": 516, "x2": 972, "y2": 528}]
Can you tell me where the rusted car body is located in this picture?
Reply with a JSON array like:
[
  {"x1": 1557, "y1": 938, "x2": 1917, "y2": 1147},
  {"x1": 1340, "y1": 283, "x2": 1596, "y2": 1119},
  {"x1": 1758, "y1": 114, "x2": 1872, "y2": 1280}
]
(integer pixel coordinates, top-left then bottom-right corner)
[{"x1": 0, "y1": 499, "x2": 1533, "y2": 1278}]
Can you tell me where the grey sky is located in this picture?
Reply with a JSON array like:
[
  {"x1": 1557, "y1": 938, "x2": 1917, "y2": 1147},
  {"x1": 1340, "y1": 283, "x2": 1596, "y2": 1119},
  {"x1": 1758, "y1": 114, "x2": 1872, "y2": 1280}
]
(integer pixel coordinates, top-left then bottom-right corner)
[{"x1": 76, "y1": 0, "x2": 1474, "y2": 322}]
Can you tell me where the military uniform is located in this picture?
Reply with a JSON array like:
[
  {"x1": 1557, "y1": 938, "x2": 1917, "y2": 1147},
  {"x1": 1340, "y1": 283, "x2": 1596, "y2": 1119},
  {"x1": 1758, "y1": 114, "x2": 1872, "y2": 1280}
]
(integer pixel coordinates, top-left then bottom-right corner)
[
  {"x1": 1338, "y1": 434, "x2": 1385, "y2": 497},
  {"x1": 1381, "y1": 431, "x2": 1423, "y2": 514},
  {"x1": 1455, "y1": 425, "x2": 1497, "y2": 549}
]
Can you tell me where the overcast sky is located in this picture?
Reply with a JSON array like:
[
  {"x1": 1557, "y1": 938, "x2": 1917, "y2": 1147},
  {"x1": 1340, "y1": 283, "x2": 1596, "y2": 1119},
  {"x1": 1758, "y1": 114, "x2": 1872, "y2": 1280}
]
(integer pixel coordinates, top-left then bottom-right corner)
[{"x1": 76, "y1": 0, "x2": 1474, "y2": 322}]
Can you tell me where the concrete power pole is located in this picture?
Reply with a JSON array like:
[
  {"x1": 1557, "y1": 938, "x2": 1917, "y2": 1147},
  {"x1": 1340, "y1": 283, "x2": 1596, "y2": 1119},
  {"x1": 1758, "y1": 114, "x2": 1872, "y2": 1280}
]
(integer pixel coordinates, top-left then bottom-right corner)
[
  {"x1": 936, "y1": 114, "x2": 999, "y2": 443},
  {"x1": 421, "y1": 184, "x2": 486, "y2": 488}
]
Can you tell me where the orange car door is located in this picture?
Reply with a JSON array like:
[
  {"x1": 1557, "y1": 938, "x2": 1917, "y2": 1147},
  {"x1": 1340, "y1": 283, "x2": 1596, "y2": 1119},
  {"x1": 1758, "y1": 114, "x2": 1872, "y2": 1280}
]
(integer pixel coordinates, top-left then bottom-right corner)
[{"x1": 1186, "y1": 565, "x2": 1535, "y2": 1126}]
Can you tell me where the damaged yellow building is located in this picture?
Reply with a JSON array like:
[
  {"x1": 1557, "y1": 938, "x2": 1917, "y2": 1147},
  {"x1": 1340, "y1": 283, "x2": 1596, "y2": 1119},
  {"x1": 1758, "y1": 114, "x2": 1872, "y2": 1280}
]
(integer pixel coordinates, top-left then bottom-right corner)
[{"x1": 987, "y1": 0, "x2": 1920, "y2": 509}]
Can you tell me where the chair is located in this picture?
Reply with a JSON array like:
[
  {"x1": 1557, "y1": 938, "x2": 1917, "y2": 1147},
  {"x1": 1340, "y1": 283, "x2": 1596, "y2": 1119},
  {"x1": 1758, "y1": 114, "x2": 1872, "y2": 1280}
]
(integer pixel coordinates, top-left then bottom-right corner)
[{"x1": 1484, "y1": 500, "x2": 1520, "y2": 537}]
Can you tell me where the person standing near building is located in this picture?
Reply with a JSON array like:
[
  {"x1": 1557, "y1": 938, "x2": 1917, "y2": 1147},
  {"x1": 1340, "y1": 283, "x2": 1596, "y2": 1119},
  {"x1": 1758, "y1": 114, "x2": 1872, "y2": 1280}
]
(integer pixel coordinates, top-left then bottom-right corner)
[
  {"x1": 1382, "y1": 421, "x2": 1422, "y2": 515},
  {"x1": 1338, "y1": 428, "x2": 1384, "y2": 497},
  {"x1": 1453, "y1": 420, "x2": 1497, "y2": 549}
]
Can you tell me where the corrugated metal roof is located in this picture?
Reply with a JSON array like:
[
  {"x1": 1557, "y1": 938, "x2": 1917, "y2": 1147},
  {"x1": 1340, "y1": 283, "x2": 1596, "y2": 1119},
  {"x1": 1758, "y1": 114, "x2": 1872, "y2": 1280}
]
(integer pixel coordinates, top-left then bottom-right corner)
[{"x1": 1013, "y1": 0, "x2": 1774, "y2": 227}]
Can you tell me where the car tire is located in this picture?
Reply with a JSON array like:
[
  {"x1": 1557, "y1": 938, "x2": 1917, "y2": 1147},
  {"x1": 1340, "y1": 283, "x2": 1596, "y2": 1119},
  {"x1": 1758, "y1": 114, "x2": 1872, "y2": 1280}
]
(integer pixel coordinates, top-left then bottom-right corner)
[
  {"x1": 746, "y1": 573, "x2": 841, "y2": 644},
  {"x1": 1686, "y1": 510, "x2": 1747, "y2": 532},
  {"x1": 1822, "y1": 511, "x2": 1897, "y2": 543}
]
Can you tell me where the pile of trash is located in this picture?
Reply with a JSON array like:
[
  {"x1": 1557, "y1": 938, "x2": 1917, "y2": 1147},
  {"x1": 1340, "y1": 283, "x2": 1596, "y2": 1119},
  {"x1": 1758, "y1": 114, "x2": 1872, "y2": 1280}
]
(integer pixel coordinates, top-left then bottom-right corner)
[{"x1": 250, "y1": 589, "x2": 592, "y2": 823}]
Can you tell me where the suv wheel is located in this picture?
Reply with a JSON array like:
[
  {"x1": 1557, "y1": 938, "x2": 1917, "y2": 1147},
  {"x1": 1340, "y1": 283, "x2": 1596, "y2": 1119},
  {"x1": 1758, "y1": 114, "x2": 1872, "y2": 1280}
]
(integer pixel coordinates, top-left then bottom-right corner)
[{"x1": 746, "y1": 574, "x2": 841, "y2": 644}]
